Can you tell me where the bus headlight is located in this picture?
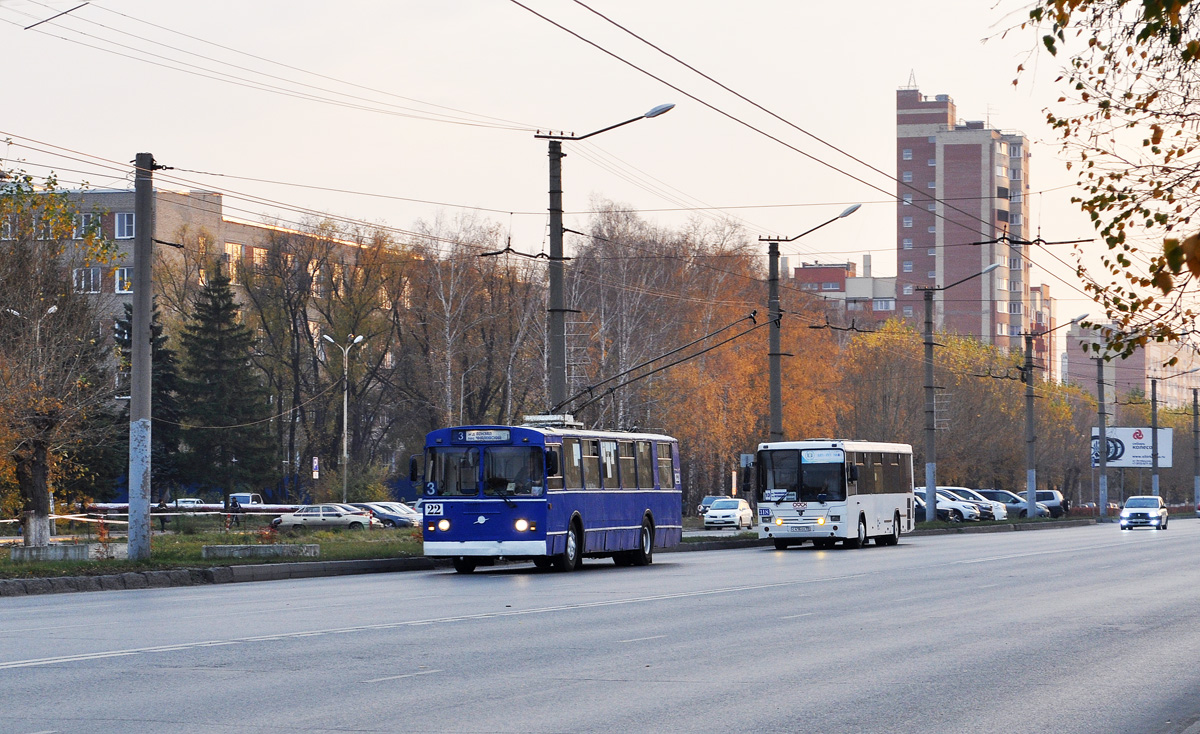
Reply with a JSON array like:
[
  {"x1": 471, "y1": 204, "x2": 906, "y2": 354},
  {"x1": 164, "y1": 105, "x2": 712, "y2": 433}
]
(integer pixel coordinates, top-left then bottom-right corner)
[
  {"x1": 515, "y1": 518, "x2": 529, "y2": 532},
  {"x1": 817, "y1": 517, "x2": 826, "y2": 525},
  {"x1": 437, "y1": 519, "x2": 450, "y2": 531},
  {"x1": 774, "y1": 517, "x2": 783, "y2": 526}
]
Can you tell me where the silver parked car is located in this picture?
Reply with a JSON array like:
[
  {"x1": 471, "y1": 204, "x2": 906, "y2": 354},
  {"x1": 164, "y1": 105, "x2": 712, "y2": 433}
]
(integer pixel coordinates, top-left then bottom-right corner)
[
  {"x1": 273, "y1": 504, "x2": 382, "y2": 531},
  {"x1": 703, "y1": 498, "x2": 754, "y2": 530},
  {"x1": 975, "y1": 489, "x2": 1051, "y2": 519}
]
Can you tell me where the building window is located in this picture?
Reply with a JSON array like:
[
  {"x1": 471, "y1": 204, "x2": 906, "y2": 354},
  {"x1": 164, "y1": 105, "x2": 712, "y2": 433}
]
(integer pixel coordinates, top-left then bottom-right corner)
[
  {"x1": 800, "y1": 282, "x2": 818, "y2": 291},
  {"x1": 997, "y1": 301, "x2": 1008, "y2": 313},
  {"x1": 902, "y1": 171, "x2": 913, "y2": 182},
  {"x1": 902, "y1": 261, "x2": 913, "y2": 273},
  {"x1": 927, "y1": 247, "x2": 936, "y2": 256},
  {"x1": 902, "y1": 148, "x2": 913, "y2": 160},
  {"x1": 927, "y1": 181, "x2": 936, "y2": 189},
  {"x1": 927, "y1": 135, "x2": 936, "y2": 143},
  {"x1": 115, "y1": 266, "x2": 133, "y2": 294},
  {"x1": 1009, "y1": 168, "x2": 1023, "y2": 180},
  {"x1": 997, "y1": 278, "x2": 1008, "y2": 292},
  {"x1": 902, "y1": 283, "x2": 914, "y2": 295},
  {"x1": 225, "y1": 243, "x2": 242, "y2": 281},
  {"x1": 927, "y1": 225, "x2": 936, "y2": 233},
  {"x1": 997, "y1": 322, "x2": 1008, "y2": 336},
  {"x1": 903, "y1": 194, "x2": 912, "y2": 206},
  {"x1": 927, "y1": 203, "x2": 936, "y2": 211},
  {"x1": 115, "y1": 212, "x2": 135, "y2": 239},
  {"x1": 1010, "y1": 257, "x2": 1023, "y2": 270},
  {"x1": 1009, "y1": 302, "x2": 1023, "y2": 314},
  {"x1": 846, "y1": 300, "x2": 864, "y2": 311},
  {"x1": 1011, "y1": 213, "x2": 1023, "y2": 226},
  {"x1": 902, "y1": 238, "x2": 913, "y2": 249},
  {"x1": 821, "y1": 282, "x2": 839, "y2": 291},
  {"x1": 996, "y1": 166, "x2": 1009, "y2": 178},
  {"x1": 928, "y1": 270, "x2": 936, "y2": 279},
  {"x1": 73, "y1": 213, "x2": 95, "y2": 240},
  {"x1": 251, "y1": 247, "x2": 268, "y2": 272},
  {"x1": 1010, "y1": 145, "x2": 1023, "y2": 158},
  {"x1": 872, "y1": 298, "x2": 895, "y2": 311},
  {"x1": 74, "y1": 267, "x2": 101, "y2": 293},
  {"x1": 997, "y1": 209, "x2": 1010, "y2": 223},
  {"x1": 927, "y1": 158, "x2": 936, "y2": 167},
  {"x1": 903, "y1": 305, "x2": 914, "y2": 317},
  {"x1": 902, "y1": 217, "x2": 913, "y2": 228}
]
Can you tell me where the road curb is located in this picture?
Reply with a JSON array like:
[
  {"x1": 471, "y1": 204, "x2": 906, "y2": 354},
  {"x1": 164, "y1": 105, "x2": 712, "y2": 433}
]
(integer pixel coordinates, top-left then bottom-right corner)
[{"x1": 0, "y1": 518, "x2": 1097, "y2": 597}]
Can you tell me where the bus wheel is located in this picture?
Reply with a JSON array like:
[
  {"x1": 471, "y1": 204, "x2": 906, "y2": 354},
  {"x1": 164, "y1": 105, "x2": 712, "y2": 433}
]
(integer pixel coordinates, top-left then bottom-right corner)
[
  {"x1": 452, "y1": 558, "x2": 477, "y2": 574},
  {"x1": 630, "y1": 519, "x2": 654, "y2": 566},
  {"x1": 554, "y1": 522, "x2": 582, "y2": 572},
  {"x1": 773, "y1": 540, "x2": 789, "y2": 550},
  {"x1": 813, "y1": 539, "x2": 833, "y2": 549},
  {"x1": 533, "y1": 557, "x2": 553, "y2": 570},
  {"x1": 845, "y1": 518, "x2": 866, "y2": 548},
  {"x1": 883, "y1": 512, "x2": 901, "y2": 546}
]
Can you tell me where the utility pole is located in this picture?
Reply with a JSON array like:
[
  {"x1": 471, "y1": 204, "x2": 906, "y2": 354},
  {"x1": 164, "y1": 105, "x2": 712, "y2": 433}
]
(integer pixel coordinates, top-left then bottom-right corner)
[
  {"x1": 1097, "y1": 357, "x2": 1109, "y2": 520},
  {"x1": 546, "y1": 139, "x2": 567, "y2": 412},
  {"x1": 128, "y1": 152, "x2": 155, "y2": 560},
  {"x1": 1193, "y1": 388, "x2": 1198, "y2": 517},
  {"x1": 1024, "y1": 332, "x2": 1037, "y2": 517},
  {"x1": 923, "y1": 287, "x2": 936, "y2": 521},
  {"x1": 767, "y1": 239, "x2": 783, "y2": 441},
  {"x1": 1151, "y1": 378, "x2": 1160, "y2": 496}
]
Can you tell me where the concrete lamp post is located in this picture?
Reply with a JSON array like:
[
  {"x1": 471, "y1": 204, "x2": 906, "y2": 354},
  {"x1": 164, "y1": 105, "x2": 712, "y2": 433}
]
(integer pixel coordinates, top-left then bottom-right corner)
[{"x1": 323, "y1": 334, "x2": 365, "y2": 504}]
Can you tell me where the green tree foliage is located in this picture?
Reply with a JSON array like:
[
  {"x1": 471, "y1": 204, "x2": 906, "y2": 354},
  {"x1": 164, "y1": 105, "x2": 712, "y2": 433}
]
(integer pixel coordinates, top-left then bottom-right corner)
[
  {"x1": 115, "y1": 300, "x2": 183, "y2": 498},
  {"x1": 178, "y1": 265, "x2": 274, "y2": 500},
  {"x1": 1025, "y1": 0, "x2": 1200, "y2": 358}
]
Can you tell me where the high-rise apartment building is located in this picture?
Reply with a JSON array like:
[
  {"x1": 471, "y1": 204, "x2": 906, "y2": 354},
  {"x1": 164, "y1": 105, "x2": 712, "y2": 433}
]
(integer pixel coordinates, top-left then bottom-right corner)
[{"x1": 895, "y1": 86, "x2": 1037, "y2": 351}]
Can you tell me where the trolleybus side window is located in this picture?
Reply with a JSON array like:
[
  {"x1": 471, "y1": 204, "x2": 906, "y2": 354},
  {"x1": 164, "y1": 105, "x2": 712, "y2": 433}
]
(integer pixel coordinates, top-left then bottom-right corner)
[
  {"x1": 636, "y1": 441, "x2": 654, "y2": 488},
  {"x1": 657, "y1": 442, "x2": 674, "y2": 489},
  {"x1": 546, "y1": 446, "x2": 564, "y2": 490},
  {"x1": 483, "y1": 447, "x2": 544, "y2": 497},
  {"x1": 426, "y1": 447, "x2": 479, "y2": 496},
  {"x1": 582, "y1": 440, "x2": 601, "y2": 490},
  {"x1": 600, "y1": 440, "x2": 619, "y2": 489},
  {"x1": 618, "y1": 442, "x2": 636, "y2": 489},
  {"x1": 563, "y1": 439, "x2": 582, "y2": 489}
]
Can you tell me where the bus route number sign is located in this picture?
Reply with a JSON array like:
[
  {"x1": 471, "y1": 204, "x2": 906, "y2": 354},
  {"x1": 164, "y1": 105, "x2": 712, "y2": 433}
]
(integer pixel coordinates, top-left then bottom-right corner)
[{"x1": 423, "y1": 503, "x2": 444, "y2": 516}]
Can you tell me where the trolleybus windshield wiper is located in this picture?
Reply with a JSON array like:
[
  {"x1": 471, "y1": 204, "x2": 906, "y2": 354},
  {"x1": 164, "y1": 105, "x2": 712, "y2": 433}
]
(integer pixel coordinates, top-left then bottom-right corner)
[{"x1": 493, "y1": 485, "x2": 517, "y2": 507}]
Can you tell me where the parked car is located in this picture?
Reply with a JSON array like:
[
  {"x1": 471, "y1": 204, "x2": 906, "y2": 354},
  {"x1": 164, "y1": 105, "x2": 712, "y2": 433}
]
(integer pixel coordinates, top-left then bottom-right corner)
[
  {"x1": 272, "y1": 504, "x2": 381, "y2": 531},
  {"x1": 975, "y1": 489, "x2": 1051, "y2": 519},
  {"x1": 171, "y1": 498, "x2": 204, "y2": 508},
  {"x1": 940, "y1": 487, "x2": 1007, "y2": 521},
  {"x1": 914, "y1": 488, "x2": 979, "y2": 521},
  {"x1": 229, "y1": 492, "x2": 264, "y2": 506},
  {"x1": 348, "y1": 502, "x2": 418, "y2": 528},
  {"x1": 1036, "y1": 489, "x2": 1069, "y2": 518},
  {"x1": 1119, "y1": 496, "x2": 1168, "y2": 530},
  {"x1": 703, "y1": 498, "x2": 753, "y2": 529},
  {"x1": 914, "y1": 494, "x2": 952, "y2": 522},
  {"x1": 697, "y1": 495, "x2": 730, "y2": 516}
]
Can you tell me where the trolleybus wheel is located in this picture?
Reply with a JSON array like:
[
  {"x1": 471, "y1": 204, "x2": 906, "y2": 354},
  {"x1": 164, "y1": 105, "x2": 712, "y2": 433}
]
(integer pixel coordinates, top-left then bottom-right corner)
[
  {"x1": 630, "y1": 518, "x2": 654, "y2": 566},
  {"x1": 533, "y1": 557, "x2": 553, "y2": 570},
  {"x1": 554, "y1": 522, "x2": 582, "y2": 572},
  {"x1": 452, "y1": 557, "x2": 477, "y2": 574},
  {"x1": 773, "y1": 540, "x2": 789, "y2": 551}
]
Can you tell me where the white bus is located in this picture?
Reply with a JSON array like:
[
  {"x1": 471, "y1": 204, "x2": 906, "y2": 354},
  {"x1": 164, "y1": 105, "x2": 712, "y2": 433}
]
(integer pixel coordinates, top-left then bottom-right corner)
[{"x1": 756, "y1": 439, "x2": 915, "y2": 549}]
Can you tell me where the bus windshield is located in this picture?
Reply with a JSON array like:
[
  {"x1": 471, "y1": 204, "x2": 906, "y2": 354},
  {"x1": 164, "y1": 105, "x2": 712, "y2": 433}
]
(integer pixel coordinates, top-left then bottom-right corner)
[
  {"x1": 758, "y1": 449, "x2": 846, "y2": 503},
  {"x1": 426, "y1": 447, "x2": 479, "y2": 496},
  {"x1": 483, "y1": 447, "x2": 544, "y2": 497}
]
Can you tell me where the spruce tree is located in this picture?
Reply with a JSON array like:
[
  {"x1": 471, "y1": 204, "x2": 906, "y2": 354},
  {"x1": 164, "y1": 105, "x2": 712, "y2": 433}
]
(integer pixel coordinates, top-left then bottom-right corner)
[
  {"x1": 178, "y1": 266, "x2": 274, "y2": 499},
  {"x1": 114, "y1": 300, "x2": 183, "y2": 499}
]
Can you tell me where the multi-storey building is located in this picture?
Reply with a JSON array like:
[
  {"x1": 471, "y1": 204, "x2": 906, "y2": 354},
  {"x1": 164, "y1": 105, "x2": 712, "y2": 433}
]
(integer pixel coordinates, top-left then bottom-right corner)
[
  {"x1": 792, "y1": 255, "x2": 897, "y2": 324},
  {"x1": 1063, "y1": 324, "x2": 1200, "y2": 408},
  {"x1": 895, "y1": 86, "x2": 1036, "y2": 350}
]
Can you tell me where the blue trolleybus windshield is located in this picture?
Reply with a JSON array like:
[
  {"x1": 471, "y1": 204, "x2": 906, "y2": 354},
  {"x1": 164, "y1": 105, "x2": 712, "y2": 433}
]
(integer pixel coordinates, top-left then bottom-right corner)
[{"x1": 425, "y1": 446, "x2": 545, "y2": 497}]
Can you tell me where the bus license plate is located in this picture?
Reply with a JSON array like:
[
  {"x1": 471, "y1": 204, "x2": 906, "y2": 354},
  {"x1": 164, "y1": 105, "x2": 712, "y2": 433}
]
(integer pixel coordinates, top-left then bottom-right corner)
[
  {"x1": 789, "y1": 525, "x2": 809, "y2": 533},
  {"x1": 424, "y1": 503, "x2": 444, "y2": 516}
]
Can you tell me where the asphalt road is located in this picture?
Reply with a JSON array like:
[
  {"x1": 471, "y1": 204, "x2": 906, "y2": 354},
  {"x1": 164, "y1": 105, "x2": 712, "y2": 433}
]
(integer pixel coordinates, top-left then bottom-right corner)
[{"x1": 2, "y1": 522, "x2": 1199, "y2": 734}]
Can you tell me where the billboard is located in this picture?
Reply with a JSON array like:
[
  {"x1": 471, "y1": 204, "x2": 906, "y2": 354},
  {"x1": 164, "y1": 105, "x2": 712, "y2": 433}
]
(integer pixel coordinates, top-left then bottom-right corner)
[{"x1": 1090, "y1": 427, "x2": 1173, "y2": 468}]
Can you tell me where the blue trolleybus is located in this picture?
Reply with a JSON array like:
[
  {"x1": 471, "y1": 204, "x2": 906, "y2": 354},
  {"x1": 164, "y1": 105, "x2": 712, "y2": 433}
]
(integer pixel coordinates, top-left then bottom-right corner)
[{"x1": 415, "y1": 419, "x2": 682, "y2": 573}]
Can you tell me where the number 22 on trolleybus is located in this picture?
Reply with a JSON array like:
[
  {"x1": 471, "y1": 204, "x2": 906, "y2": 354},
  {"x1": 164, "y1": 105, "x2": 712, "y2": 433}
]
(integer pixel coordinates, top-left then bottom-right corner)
[
  {"x1": 756, "y1": 440, "x2": 914, "y2": 550},
  {"x1": 413, "y1": 422, "x2": 683, "y2": 573}
]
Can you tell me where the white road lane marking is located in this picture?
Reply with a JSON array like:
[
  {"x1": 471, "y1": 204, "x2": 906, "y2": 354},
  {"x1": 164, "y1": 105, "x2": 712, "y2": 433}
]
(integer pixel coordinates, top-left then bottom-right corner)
[
  {"x1": 779, "y1": 613, "x2": 813, "y2": 619},
  {"x1": 619, "y1": 635, "x2": 666, "y2": 643},
  {"x1": 0, "y1": 572, "x2": 869, "y2": 670},
  {"x1": 363, "y1": 669, "x2": 442, "y2": 683}
]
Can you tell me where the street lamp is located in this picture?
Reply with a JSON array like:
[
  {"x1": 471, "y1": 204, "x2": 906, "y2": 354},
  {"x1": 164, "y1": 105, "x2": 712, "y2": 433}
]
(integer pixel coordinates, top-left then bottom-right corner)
[
  {"x1": 323, "y1": 333, "x2": 365, "y2": 503},
  {"x1": 758, "y1": 204, "x2": 861, "y2": 441},
  {"x1": 1022, "y1": 313, "x2": 1088, "y2": 518},
  {"x1": 5, "y1": 304, "x2": 58, "y2": 355},
  {"x1": 535, "y1": 103, "x2": 675, "y2": 412},
  {"x1": 1148, "y1": 365, "x2": 1200, "y2": 498},
  {"x1": 917, "y1": 263, "x2": 1000, "y2": 521}
]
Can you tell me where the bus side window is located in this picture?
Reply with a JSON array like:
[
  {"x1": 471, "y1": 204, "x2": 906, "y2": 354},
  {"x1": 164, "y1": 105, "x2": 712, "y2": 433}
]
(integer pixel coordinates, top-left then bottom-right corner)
[
  {"x1": 618, "y1": 442, "x2": 636, "y2": 489},
  {"x1": 636, "y1": 441, "x2": 654, "y2": 489},
  {"x1": 546, "y1": 446, "x2": 564, "y2": 490},
  {"x1": 656, "y1": 442, "x2": 674, "y2": 489},
  {"x1": 582, "y1": 440, "x2": 601, "y2": 490},
  {"x1": 563, "y1": 438, "x2": 582, "y2": 489}
]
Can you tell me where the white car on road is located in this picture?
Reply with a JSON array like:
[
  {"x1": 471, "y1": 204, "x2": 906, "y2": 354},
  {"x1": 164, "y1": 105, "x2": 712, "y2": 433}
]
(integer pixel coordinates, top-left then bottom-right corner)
[
  {"x1": 1120, "y1": 495, "x2": 1168, "y2": 530},
  {"x1": 703, "y1": 498, "x2": 754, "y2": 530}
]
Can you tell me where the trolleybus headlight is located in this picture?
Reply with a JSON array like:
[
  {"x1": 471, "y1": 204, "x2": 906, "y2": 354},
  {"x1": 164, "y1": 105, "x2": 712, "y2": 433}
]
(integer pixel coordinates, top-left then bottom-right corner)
[
  {"x1": 437, "y1": 519, "x2": 450, "y2": 531},
  {"x1": 515, "y1": 518, "x2": 530, "y2": 532},
  {"x1": 774, "y1": 517, "x2": 783, "y2": 526}
]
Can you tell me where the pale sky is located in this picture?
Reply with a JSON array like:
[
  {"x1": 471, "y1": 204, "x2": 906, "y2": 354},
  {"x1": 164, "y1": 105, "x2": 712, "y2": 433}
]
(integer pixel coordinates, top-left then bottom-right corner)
[{"x1": 0, "y1": 0, "x2": 1104, "y2": 319}]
